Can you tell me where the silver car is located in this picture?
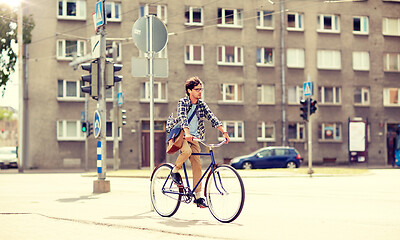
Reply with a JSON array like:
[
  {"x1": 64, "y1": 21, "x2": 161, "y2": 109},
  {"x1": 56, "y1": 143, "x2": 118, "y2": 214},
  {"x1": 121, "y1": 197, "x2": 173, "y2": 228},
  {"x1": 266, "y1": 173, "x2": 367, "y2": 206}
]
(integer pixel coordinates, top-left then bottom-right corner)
[{"x1": 0, "y1": 147, "x2": 18, "y2": 169}]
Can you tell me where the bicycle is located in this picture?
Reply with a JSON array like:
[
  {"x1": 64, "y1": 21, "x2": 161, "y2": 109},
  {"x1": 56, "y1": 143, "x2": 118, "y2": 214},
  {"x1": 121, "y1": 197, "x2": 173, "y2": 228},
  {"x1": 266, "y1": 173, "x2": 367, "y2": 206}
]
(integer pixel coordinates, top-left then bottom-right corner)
[{"x1": 150, "y1": 138, "x2": 245, "y2": 223}]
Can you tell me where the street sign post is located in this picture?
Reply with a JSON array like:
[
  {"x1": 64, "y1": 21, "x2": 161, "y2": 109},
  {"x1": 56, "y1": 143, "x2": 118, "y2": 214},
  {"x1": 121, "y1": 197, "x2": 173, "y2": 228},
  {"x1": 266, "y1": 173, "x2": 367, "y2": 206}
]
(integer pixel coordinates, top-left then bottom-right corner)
[{"x1": 304, "y1": 81, "x2": 312, "y2": 97}]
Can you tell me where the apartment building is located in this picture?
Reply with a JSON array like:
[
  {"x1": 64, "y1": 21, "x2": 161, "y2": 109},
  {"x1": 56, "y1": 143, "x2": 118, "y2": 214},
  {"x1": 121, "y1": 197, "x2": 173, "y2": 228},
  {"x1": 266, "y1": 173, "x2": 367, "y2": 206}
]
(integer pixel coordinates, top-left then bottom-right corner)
[{"x1": 22, "y1": 0, "x2": 400, "y2": 169}]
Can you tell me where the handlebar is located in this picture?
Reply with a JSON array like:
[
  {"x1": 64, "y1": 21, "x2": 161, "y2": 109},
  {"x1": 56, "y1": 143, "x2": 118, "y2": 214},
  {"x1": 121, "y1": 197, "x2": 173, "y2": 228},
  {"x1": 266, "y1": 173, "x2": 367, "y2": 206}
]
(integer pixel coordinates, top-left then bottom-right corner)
[{"x1": 193, "y1": 137, "x2": 227, "y2": 148}]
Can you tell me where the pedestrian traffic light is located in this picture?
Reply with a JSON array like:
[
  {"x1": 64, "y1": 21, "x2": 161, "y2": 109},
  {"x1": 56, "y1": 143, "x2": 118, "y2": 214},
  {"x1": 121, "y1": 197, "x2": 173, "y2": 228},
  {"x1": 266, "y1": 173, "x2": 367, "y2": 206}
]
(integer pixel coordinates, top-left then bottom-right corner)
[
  {"x1": 87, "y1": 122, "x2": 93, "y2": 137},
  {"x1": 310, "y1": 98, "x2": 317, "y2": 116},
  {"x1": 81, "y1": 121, "x2": 87, "y2": 133},
  {"x1": 105, "y1": 61, "x2": 123, "y2": 88},
  {"x1": 81, "y1": 61, "x2": 98, "y2": 99},
  {"x1": 300, "y1": 99, "x2": 308, "y2": 121},
  {"x1": 119, "y1": 109, "x2": 127, "y2": 127}
]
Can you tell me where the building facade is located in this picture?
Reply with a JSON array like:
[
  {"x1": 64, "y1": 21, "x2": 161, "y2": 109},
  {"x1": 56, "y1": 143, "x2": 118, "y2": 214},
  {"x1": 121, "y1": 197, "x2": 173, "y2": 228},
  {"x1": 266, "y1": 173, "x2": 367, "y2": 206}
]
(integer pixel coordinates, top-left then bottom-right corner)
[{"x1": 22, "y1": 0, "x2": 400, "y2": 169}]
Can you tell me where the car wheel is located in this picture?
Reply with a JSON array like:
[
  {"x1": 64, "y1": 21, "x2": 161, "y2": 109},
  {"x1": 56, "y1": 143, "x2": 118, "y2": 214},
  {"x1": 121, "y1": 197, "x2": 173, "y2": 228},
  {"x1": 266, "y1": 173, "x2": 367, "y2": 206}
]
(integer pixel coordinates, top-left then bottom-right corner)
[
  {"x1": 286, "y1": 161, "x2": 297, "y2": 168},
  {"x1": 242, "y1": 162, "x2": 253, "y2": 170}
]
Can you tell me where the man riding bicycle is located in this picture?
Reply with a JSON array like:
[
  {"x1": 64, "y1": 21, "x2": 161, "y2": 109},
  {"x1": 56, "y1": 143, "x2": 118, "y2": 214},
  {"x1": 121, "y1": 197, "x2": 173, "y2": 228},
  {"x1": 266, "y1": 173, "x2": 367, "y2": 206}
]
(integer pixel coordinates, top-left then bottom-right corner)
[{"x1": 166, "y1": 76, "x2": 230, "y2": 208}]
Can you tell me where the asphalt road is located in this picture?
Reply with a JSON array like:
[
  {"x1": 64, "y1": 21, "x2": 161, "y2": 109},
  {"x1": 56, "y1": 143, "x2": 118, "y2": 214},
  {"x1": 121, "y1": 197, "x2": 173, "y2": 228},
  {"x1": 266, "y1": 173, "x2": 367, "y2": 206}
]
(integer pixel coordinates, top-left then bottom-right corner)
[{"x1": 0, "y1": 169, "x2": 399, "y2": 240}]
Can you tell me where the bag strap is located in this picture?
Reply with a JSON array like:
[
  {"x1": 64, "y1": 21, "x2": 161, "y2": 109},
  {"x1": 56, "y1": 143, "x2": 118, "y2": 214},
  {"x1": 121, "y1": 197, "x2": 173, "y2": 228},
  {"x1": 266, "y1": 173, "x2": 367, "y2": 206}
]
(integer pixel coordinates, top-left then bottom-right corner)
[{"x1": 187, "y1": 104, "x2": 199, "y2": 124}]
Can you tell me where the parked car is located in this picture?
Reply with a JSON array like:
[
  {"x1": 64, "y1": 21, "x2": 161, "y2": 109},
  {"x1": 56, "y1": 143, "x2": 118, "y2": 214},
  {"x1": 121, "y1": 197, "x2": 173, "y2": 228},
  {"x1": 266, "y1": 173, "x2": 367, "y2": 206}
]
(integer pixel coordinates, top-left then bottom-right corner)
[
  {"x1": 0, "y1": 147, "x2": 18, "y2": 169},
  {"x1": 230, "y1": 146, "x2": 303, "y2": 169}
]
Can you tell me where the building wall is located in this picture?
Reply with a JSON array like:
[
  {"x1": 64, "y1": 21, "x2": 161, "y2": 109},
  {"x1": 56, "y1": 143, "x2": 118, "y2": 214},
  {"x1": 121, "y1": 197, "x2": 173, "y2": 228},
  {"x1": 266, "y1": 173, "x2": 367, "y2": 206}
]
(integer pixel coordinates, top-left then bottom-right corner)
[{"x1": 24, "y1": 0, "x2": 400, "y2": 169}]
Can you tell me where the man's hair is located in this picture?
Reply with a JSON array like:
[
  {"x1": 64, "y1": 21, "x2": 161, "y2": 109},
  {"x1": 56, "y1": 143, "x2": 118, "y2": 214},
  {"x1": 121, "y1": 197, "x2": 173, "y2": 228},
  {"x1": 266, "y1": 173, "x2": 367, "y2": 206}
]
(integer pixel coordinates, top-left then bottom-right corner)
[{"x1": 185, "y1": 76, "x2": 202, "y2": 96}]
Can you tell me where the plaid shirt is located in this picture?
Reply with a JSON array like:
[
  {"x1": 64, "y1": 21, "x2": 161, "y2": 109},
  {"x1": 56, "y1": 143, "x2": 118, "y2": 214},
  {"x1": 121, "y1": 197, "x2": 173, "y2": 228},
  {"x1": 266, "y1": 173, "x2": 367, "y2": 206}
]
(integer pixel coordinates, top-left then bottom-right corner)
[{"x1": 166, "y1": 96, "x2": 222, "y2": 141}]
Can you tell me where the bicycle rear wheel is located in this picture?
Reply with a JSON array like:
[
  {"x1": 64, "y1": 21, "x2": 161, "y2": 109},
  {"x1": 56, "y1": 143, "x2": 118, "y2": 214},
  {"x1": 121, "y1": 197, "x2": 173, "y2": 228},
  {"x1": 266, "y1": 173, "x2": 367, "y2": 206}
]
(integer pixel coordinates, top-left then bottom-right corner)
[
  {"x1": 150, "y1": 163, "x2": 181, "y2": 217},
  {"x1": 205, "y1": 164, "x2": 245, "y2": 223}
]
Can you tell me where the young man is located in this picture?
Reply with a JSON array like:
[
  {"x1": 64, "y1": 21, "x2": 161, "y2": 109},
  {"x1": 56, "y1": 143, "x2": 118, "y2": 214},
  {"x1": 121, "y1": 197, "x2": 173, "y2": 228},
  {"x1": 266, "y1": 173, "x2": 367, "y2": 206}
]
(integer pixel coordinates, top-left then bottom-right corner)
[{"x1": 168, "y1": 76, "x2": 230, "y2": 208}]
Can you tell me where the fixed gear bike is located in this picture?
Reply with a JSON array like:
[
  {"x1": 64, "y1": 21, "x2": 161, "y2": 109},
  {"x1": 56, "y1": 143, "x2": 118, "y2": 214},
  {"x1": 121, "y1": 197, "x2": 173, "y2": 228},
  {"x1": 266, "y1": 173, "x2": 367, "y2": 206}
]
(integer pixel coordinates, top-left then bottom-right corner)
[{"x1": 150, "y1": 138, "x2": 245, "y2": 223}]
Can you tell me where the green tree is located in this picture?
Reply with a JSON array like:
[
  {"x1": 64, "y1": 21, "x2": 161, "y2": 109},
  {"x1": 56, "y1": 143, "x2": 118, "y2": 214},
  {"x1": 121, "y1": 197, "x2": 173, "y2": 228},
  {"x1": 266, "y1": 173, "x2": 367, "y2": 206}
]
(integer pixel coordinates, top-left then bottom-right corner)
[{"x1": 0, "y1": 3, "x2": 35, "y2": 94}]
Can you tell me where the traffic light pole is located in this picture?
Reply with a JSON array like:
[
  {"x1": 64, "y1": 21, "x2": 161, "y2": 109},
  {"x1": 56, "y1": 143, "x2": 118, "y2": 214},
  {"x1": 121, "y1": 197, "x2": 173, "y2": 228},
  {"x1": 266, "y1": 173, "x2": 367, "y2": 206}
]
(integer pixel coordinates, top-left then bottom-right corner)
[
  {"x1": 307, "y1": 99, "x2": 313, "y2": 177},
  {"x1": 112, "y1": 43, "x2": 119, "y2": 171},
  {"x1": 85, "y1": 93, "x2": 89, "y2": 172}
]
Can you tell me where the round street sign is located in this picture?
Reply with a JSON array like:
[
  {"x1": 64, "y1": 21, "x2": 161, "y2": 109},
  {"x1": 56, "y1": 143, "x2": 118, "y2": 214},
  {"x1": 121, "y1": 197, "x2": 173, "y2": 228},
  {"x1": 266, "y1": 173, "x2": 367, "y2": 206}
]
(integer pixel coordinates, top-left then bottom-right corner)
[{"x1": 132, "y1": 16, "x2": 168, "y2": 53}]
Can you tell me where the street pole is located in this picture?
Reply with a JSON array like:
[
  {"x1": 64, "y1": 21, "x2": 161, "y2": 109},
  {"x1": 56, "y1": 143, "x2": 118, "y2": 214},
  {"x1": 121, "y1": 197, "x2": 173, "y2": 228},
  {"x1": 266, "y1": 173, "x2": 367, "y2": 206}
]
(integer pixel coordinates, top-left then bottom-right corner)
[
  {"x1": 112, "y1": 43, "x2": 119, "y2": 171},
  {"x1": 99, "y1": 24, "x2": 107, "y2": 180},
  {"x1": 280, "y1": 0, "x2": 286, "y2": 146},
  {"x1": 17, "y1": 1, "x2": 24, "y2": 173},
  {"x1": 85, "y1": 94, "x2": 89, "y2": 172},
  {"x1": 148, "y1": 16, "x2": 155, "y2": 172}
]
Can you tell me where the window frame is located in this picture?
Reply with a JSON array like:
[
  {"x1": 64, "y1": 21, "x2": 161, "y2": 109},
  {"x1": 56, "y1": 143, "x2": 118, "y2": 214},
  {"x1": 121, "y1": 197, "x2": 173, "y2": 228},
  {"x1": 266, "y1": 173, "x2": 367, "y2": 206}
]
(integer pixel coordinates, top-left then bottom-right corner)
[
  {"x1": 319, "y1": 86, "x2": 342, "y2": 105},
  {"x1": 217, "y1": 8, "x2": 243, "y2": 28},
  {"x1": 56, "y1": 39, "x2": 86, "y2": 60},
  {"x1": 257, "y1": 121, "x2": 275, "y2": 142},
  {"x1": 57, "y1": 120, "x2": 85, "y2": 141},
  {"x1": 287, "y1": 48, "x2": 305, "y2": 68},
  {"x1": 383, "y1": 53, "x2": 400, "y2": 72},
  {"x1": 185, "y1": 44, "x2": 204, "y2": 65},
  {"x1": 105, "y1": 121, "x2": 122, "y2": 141},
  {"x1": 106, "y1": 40, "x2": 122, "y2": 62},
  {"x1": 140, "y1": 81, "x2": 168, "y2": 103},
  {"x1": 383, "y1": 88, "x2": 400, "y2": 107},
  {"x1": 185, "y1": 6, "x2": 204, "y2": 26},
  {"x1": 353, "y1": 16, "x2": 369, "y2": 35},
  {"x1": 287, "y1": 12, "x2": 304, "y2": 31},
  {"x1": 57, "y1": 0, "x2": 86, "y2": 20},
  {"x1": 352, "y1": 51, "x2": 370, "y2": 71},
  {"x1": 256, "y1": 47, "x2": 274, "y2": 67},
  {"x1": 318, "y1": 123, "x2": 342, "y2": 141},
  {"x1": 354, "y1": 87, "x2": 370, "y2": 106},
  {"x1": 57, "y1": 79, "x2": 84, "y2": 101},
  {"x1": 219, "y1": 83, "x2": 243, "y2": 103},
  {"x1": 382, "y1": 17, "x2": 400, "y2": 36},
  {"x1": 256, "y1": 10, "x2": 274, "y2": 30},
  {"x1": 288, "y1": 122, "x2": 305, "y2": 141},
  {"x1": 257, "y1": 84, "x2": 275, "y2": 105},
  {"x1": 218, "y1": 121, "x2": 245, "y2": 142},
  {"x1": 317, "y1": 14, "x2": 340, "y2": 33},
  {"x1": 217, "y1": 45, "x2": 244, "y2": 66},
  {"x1": 140, "y1": 4, "x2": 167, "y2": 23},
  {"x1": 288, "y1": 86, "x2": 304, "y2": 105},
  {"x1": 317, "y1": 50, "x2": 341, "y2": 70},
  {"x1": 105, "y1": 1, "x2": 121, "y2": 22}
]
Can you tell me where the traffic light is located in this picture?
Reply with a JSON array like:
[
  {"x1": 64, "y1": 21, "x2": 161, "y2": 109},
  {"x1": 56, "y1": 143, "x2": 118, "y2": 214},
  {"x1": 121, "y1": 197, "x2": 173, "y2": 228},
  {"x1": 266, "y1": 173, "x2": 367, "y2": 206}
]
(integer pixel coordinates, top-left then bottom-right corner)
[
  {"x1": 106, "y1": 61, "x2": 123, "y2": 88},
  {"x1": 310, "y1": 98, "x2": 317, "y2": 116},
  {"x1": 300, "y1": 99, "x2": 309, "y2": 121},
  {"x1": 119, "y1": 109, "x2": 127, "y2": 127},
  {"x1": 81, "y1": 61, "x2": 98, "y2": 99},
  {"x1": 81, "y1": 121, "x2": 87, "y2": 133},
  {"x1": 87, "y1": 122, "x2": 93, "y2": 137}
]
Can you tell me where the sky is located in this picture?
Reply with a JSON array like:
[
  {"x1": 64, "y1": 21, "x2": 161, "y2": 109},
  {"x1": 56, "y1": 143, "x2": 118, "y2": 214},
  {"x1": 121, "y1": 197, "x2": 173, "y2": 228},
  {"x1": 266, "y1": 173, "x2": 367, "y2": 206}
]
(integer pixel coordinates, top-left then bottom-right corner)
[{"x1": 0, "y1": 40, "x2": 19, "y2": 111}]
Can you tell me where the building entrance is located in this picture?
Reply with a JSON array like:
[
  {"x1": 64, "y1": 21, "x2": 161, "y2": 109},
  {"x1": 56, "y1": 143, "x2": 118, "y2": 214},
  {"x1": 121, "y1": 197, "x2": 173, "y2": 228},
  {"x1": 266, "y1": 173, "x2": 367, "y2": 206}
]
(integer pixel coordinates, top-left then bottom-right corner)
[{"x1": 141, "y1": 121, "x2": 166, "y2": 167}]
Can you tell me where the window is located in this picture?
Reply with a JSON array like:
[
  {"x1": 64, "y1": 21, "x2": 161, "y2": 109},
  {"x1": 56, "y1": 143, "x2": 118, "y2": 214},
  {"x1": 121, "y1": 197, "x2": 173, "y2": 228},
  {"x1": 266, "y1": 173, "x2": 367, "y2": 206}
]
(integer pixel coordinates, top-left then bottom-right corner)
[
  {"x1": 317, "y1": 50, "x2": 341, "y2": 70},
  {"x1": 256, "y1": 47, "x2": 274, "y2": 66},
  {"x1": 106, "y1": 121, "x2": 122, "y2": 141},
  {"x1": 257, "y1": 10, "x2": 274, "y2": 29},
  {"x1": 384, "y1": 53, "x2": 400, "y2": 72},
  {"x1": 382, "y1": 17, "x2": 400, "y2": 36},
  {"x1": 57, "y1": 39, "x2": 86, "y2": 60},
  {"x1": 217, "y1": 8, "x2": 242, "y2": 27},
  {"x1": 287, "y1": 12, "x2": 304, "y2": 31},
  {"x1": 185, "y1": 44, "x2": 204, "y2": 64},
  {"x1": 217, "y1": 46, "x2": 243, "y2": 66},
  {"x1": 106, "y1": 40, "x2": 122, "y2": 62},
  {"x1": 318, "y1": 123, "x2": 342, "y2": 141},
  {"x1": 257, "y1": 122, "x2": 275, "y2": 142},
  {"x1": 219, "y1": 121, "x2": 244, "y2": 142},
  {"x1": 353, "y1": 51, "x2": 370, "y2": 71},
  {"x1": 257, "y1": 84, "x2": 275, "y2": 104},
  {"x1": 288, "y1": 86, "x2": 304, "y2": 104},
  {"x1": 220, "y1": 84, "x2": 243, "y2": 103},
  {"x1": 140, "y1": 4, "x2": 167, "y2": 23},
  {"x1": 288, "y1": 123, "x2": 305, "y2": 141},
  {"x1": 105, "y1": 1, "x2": 121, "y2": 22},
  {"x1": 185, "y1": 6, "x2": 203, "y2": 26},
  {"x1": 383, "y1": 88, "x2": 400, "y2": 106},
  {"x1": 354, "y1": 87, "x2": 370, "y2": 106},
  {"x1": 58, "y1": 0, "x2": 86, "y2": 20},
  {"x1": 319, "y1": 86, "x2": 341, "y2": 104},
  {"x1": 317, "y1": 14, "x2": 340, "y2": 33},
  {"x1": 353, "y1": 16, "x2": 369, "y2": 35},
  {"x1": 58, "y1": 80, "x2": 84, "y2": 100},
  {"x1": 287, "y1": 48, "x2": 305, "y2": 68},
  {"x1": 57, "y1": 120, "x2": 84, "y2": 140},
  {"x1": 140, "y1": 82, "x2": 167, "y2": 102}
]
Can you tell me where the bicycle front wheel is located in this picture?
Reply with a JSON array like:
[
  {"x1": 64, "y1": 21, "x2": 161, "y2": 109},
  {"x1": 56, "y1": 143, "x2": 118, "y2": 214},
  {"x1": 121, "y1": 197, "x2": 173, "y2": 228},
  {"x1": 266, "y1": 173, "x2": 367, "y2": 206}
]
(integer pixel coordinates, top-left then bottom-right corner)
[
  {"x1": 205, "y1": 164, "x2": 245, "y2": 223},
  {"x1": 150, "y1": 163, "x2": 181, "y2": 217}
]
